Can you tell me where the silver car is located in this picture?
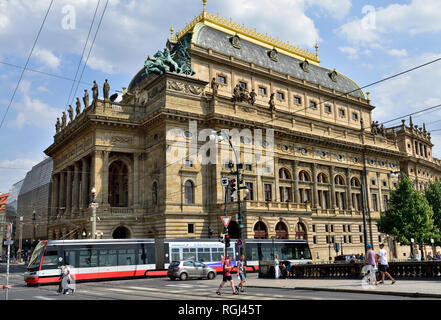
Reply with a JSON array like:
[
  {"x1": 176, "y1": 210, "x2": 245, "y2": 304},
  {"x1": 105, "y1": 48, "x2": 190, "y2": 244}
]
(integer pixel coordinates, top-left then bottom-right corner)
[{"x1": 167, "y1": 260, "x2": 217, "y2": 281}]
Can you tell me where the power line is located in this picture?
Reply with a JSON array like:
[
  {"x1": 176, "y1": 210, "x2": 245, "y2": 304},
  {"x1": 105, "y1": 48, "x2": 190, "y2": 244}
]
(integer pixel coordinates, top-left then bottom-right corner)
[
  {"x1": 64, "y1": 0, "x2": 102, "y2": 111},
  {"x1": 0, "y1": 0, "x2": 54, "y2": 131}
]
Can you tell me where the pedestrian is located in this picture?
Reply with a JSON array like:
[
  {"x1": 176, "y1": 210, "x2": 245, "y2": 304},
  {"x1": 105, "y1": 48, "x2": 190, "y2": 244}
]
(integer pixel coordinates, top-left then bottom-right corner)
[
  {"x1": 364, "y1": 244, "x2": 378, "y2": 286},
  {"x1": 61, "y1": 264, "x2": 75, "y2": 295},
  {"x1": 427, "y1": 252, "x2": 433, "y2": 260},
  {"x1": 436, "y1": 252, "x2": 441, "y2": 260},
  {"x1": 216, "y1": 255, "x2": 238, "y2": 295},
  {"x1": 235, "y1": 254, "x2": 246, "y2": 293},
  {"x1": 0, "y1": 284, "x2": 11, "y2": 289},
  {"x1": 274, "y1": 254, "x2": 280, "y2": 279},
  {"x1": 377, "y1": 242, "x2": 396, "y2": 285}
]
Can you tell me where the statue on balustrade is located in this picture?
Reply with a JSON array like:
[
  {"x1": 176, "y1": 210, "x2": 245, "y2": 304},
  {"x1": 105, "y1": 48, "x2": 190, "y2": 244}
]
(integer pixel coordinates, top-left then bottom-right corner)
[
  {"x1": 269, "y1": 93, "x2": 275, "y2": 111},
  {"x1": 61, "y1": 112, "x2": 67, "y2": 128},
  {"x1": 83, "y1": 89, "x2": 89, "y2": 109},
  {"x1": 249, "y1": 89, "x2": 257, "y2": 105},
  {"x1": 92, "y1": 81, "x2": 99, "y2": 100},
  {"x1": 103, "y1": 79, "x2": 110, "y2": 100},
  {"x1": 55, "y1": 118, "x2": 60, "y2": 133},
  {"x1": 211, "y1": 77, "x2": 219, "y2": 96},
  {"x1": 76, "y1": 98, "x2": 81, "y2": 117},
  {"x1": 67, "y1": 105, "x2": 74, "y2": 122}
]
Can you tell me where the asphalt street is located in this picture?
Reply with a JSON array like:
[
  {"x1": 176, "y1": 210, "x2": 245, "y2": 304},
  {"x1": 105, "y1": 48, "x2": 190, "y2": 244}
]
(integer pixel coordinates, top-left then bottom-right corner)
[{"x1": 0, "y1": 263, "x2": 436, "y2": 300}]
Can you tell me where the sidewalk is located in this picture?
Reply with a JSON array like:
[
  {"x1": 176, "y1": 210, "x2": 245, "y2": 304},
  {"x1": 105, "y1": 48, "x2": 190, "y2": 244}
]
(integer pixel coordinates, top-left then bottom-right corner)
[{"x1": 245, "y1": 277, "x2": 441, "y2": 298}]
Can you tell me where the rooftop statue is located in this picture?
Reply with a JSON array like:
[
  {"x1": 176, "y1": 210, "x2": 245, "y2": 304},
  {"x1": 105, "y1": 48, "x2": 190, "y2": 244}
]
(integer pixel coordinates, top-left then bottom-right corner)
[
  {"x1": 83, "y1": 89, "x2": 89, "y2": 109},
  {"x1": 76, "y1": 98, "x2": 81, "y2": 116},
  {"x1": 67, "y1": 105, "x2": 74, "y2": 122},
  {"x1": 55, "y1": 118, "x2": 60, "y2": 133},
  {"x1": 103, "y1": 79, "x2": 110, "y2": 100},
  {"x1": 61, "y1": 112, "x2": 67, "y2": 128},
  {"x1": 92, "y1": 81, "x2": 99, "y2": 100}
]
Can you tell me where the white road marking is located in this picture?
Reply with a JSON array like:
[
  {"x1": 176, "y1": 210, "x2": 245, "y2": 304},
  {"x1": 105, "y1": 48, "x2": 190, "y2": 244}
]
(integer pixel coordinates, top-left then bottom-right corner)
[
  {"x1": 105, "y1": 288, "x2": 132, "y2": 293},
  {"x1": 34, "y1": 295, "x2": 56, "y2": 300}
]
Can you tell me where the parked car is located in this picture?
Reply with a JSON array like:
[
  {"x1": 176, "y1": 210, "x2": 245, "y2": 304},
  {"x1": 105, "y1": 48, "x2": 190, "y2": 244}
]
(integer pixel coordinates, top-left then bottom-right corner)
[
  {"x1": 167, "y1": 260, "x2": 217, "y2": 281},
  {"x1": 334, "y1": 255, "x2": 354, "y2": 264}
]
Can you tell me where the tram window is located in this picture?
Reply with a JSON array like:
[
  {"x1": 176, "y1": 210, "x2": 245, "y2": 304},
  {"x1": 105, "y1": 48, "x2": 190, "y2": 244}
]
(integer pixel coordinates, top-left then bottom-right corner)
[
  {"x1": 99, "y1": 249, "x2": 117, "y2": 267},
  {"x1": 197, "y1": 248, "x2": 211, "y2": 262},
  {"x1": 41, "y1": 250, "x2": 58, "y2": 270},
  {"x1": 65, "y1": 250, "x2": 77, "y2": 268},
  {"x1": 182, "y1": 248, "x2": 196, "y2": 260},
  {"x1": 211, "y1": 248, "x2": 223, "y2": 262},
  {"x1": 118, "y1": 249, "x2": 136, "y2": 266},
  {"x1": 138, "y1": 244, "x2": 155, "y2": 264},
  {"x1": 227, "y1": 248, "x2": 235, "y2": 260},
  {"x1": 79, "y1": 250, "x2": 98, "y2": 268},
  {"x1": 171, "y1": 248, "x2": 180, "y2": 261}
]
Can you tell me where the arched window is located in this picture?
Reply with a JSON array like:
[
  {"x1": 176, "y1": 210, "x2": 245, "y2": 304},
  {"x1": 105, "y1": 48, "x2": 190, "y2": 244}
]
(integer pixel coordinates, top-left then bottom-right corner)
[
  {"x1": 298, "y1": 170, "x2": 311, "y2": 182},
  {"x1": 279, "y1": 168, "x2": 291, "y2": 179},
  {"x1": 295, "y1": 222, "x2": 307, "y2": 240},
  {"x1": 254, "y1": 221, "x2": 268, "y2": 239},
  {"x1": 317, "y1": 172, "x2": 329, "y2": 183},
  {"x1": 152, "y1": 181, "x2": 158, "y2": 205},
  {"x1": 275, "y1": 221, "x2": 288, "y2": 239},
  {"x1": 334, "y1": 175, "x2": 345, "y2": 185},
  {"x1": 109, "y1": 160, "x2": 129, "y2": 207},
  {"x1": 351, "y1": 177, "x2": 361, "y2": 187},
  {"x1": 184, "y1": 180, "x2": 194, "y2": 204}
]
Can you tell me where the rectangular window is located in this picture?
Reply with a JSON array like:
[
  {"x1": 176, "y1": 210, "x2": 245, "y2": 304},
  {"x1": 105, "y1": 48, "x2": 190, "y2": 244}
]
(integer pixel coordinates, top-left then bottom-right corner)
[
  {"x1": 383, "y1": 195, "x2": 389, "y2": 210},
  {"x1": 238, "y1": 81, "x2": 247, "y2": 89},
  {"x1": 79, "y1": 250, "x2": 98, "y2": 268},
  {"x1": 279, "y1": 186, "x2": 284, "y2": 202},
  {"x1": 197, "y1": 248, "x2": 211, "y2": 262},
  {"x1": 99, "y1": 249, "x2": 117, "y2": 267},
  {"x1": 360, "y1": 235, "x2": 363, "y2": 243},
  {"x1": 313, "y1": 236, "x2": 317, "y2": 244},
  {"x1": 285, "y1": 187, "x2": 292, "y2": 202},
  {"x1": 339, "y1": 109, "x2": 345, "y2": 117},
  {"x1": 372, "y1": 194, "x2": 378, "y2": 211},
  {"x1": 171, "y1": 248, "x2": 180, "y2": 261},
  {"x1": 182, "y1": 248, "x2": 196, "y2": 260},
  {"x1": 184, "y1": 159, "x2": 193, "y2": 167},
  {"x1": 309, "y1": 101, "x2": 317, "y2": 109},
  {"x1": 188, "y1": 223, "x2": 195, "y2": 234},
  {"x1": 245, "y1": 164, "x2": 252, "y2": 171},
  {"x1": 294, "y1": 96, "x2": 302, "y2": 105},
  {"x1": 41, "y1": 250, "x2": 59, "y2": 270},
  {"x1": 348, "y1": 225, "x2": 351, "y2": 233},
  {"x1": 264, "y1": 184, "x2": 272, "y2": 201},
  {"x1": 245, "y1": 182, "x2": 254, "y2": 200},
  {"x1": 325, "y1": 224, "x2": 329, "y2": 233},
  {"x1": 352, "y1": 112, "x2": 359, "y2": 121},
  {"x1": 118, "y1": 249, "x2": 136, "y2": 266},
  {"x1": 324, "y1": 105, "x2": 332, "y2": 113},
  {"x1": 343, "y1": 225, "x2": 346, "y2": 232},
  {"x1": 331, "y1": 224, "x2": 334, "y2": 232},
  {"x1": 258, "y1": 87, "x2": 267, "y2": 95},
  {"x1": 277, "y1": 92, "x2": 285, "y2": 101},
  {"x1": 312, "y1": 225, "x2": 316, "y2": 232},
  {"x1": 348, "y1": 236, "x2": 352, "y2": 243},
  {"x1": 217, "y1": 75, "x2": 226, "y2": 84}
]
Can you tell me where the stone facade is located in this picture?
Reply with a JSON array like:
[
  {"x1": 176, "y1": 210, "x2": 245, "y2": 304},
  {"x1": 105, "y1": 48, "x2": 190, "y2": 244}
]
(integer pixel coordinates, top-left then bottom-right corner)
[{"x1": 43, "y1": 6, "x2": 441, "y2": 262}]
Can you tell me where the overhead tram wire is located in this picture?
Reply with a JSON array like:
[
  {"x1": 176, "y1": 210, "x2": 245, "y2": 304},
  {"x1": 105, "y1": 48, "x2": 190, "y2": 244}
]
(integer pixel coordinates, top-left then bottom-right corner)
[
  {"x1": 0, "y1": 0, "x2": 55, "y2": 131},
  {"x1": 0, "y1": 60, "x2": 123, "y2": 94},
  {"x1": 69, "y1": 0, "x2": 109, "y2": 107},
  {"x1": 63, "y1": 0, "x2": 102, "y2": 112}
]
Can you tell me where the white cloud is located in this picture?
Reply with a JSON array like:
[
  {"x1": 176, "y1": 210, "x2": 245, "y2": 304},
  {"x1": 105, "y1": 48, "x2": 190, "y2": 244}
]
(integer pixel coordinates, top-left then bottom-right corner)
[
  {"x1": 339, "y1": 46, "x2": 358, "y2": 59},
  {"x1": 337, "y1": 0, "x2": 441, "y2": 47},
  {"x1": 33, "y1": 48, "x2": 61, "y2": 70},
  {"x1": 388, "y1": 49, "x2": 408, "y2": 57}
]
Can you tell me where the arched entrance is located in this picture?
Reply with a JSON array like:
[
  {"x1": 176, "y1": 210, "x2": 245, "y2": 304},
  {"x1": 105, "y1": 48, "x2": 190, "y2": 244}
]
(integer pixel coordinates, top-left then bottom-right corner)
[
  {"x1": 228, "y1": 221, "x2": 240, "y2": 239},
  {"x1": 254, "y1": 221, "x2": 268, "y2": 239},
  {"x1": 295, "y1": 222, "x2": 307, "y2": 240},
  {"x1": 275, "y1": 221, "x2": 288, "y2": 239},
  {"x1": 109, "y1": 160, "x2": 129, "y2": 207},
  {"x1": 112, "y1": 226, "x2": 130, "y2": 239}
]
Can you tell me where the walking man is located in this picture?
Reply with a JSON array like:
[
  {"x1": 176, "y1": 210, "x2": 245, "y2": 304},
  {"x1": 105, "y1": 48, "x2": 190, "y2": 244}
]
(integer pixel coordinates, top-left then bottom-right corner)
[
  {"x1": 377, "y1": 242, "x2": 396, "y2": 285},
  {"x1": 364, "y1": 244, "x2": 378, "y2": 285},
  {"x1": 216, "y1": 255, "x2": 238, "y2": 295},
  {"x1": 236, "y1": 254, "x2": 246, "y2": 293}
]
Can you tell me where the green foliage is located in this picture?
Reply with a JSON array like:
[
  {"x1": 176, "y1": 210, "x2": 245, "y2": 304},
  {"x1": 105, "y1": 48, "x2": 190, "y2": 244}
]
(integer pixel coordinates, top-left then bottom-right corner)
[
  {"x1": 424, "y1": 180, "x2": 441, "y2": 244},
  {"x1": 378, "y1": 174, "x2": 435, "y2": 245}
]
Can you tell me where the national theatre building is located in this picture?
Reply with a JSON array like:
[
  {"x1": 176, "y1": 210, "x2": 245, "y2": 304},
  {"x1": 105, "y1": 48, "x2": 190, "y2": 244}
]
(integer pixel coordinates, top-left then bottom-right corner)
[{"x1": 43, "y1": 3, "x2": 441, "y2": 261}]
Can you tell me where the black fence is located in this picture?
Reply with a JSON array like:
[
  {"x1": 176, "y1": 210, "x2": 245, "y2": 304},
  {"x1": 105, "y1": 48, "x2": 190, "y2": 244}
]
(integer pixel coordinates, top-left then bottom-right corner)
[{"x1": 259, "y1": 261, "x2": 441, "y2": 280}]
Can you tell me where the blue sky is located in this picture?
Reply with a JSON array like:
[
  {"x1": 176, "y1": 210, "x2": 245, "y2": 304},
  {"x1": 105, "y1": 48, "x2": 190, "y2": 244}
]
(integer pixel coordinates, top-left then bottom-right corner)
[{"x1": 0, "y1": 0, "x2": 441, "y2": 193}]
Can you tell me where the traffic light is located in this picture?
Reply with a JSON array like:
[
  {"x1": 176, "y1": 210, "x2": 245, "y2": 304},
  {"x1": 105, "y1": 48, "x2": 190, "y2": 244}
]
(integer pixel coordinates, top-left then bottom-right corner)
[
  {"x1": 225, "y1": 234, "x2": 231, "y2": 247},
  {"x1": 219, "y1": 233, "x2": 225, "y2": 243},
  {"x1": 230, "y1": 179, "x2": 236, "y2": 193}
]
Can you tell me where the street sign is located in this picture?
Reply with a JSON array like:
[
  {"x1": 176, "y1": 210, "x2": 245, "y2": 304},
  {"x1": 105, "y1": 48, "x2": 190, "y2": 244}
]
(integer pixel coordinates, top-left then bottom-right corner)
[
  {"x1": 237, "y1": 239, "x2": 242, "y2": 247},
  {"x1": 221, "y1": 216, "x2": 232, "y2": 228},
  {"x1": 5, "y1": 223, "x2": 12, "y2": 241},
  {"x1": 4, "y1": 240, "x2": 13, "y2": 246},
  {"x1": 221, "y1": 177, "x2": 229, "y2": 186}
]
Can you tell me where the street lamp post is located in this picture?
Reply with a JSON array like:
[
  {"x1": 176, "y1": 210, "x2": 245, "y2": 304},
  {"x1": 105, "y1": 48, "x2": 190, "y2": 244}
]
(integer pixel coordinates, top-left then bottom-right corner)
[
  {"x1": 18, "y1": 216, "x2": 23, "y2": 262},
  {"x1": 90, "y1": 187, "x2": 98, "y2": 239},
  {"x1": 32, "y1": 209, "x2": 36, "y2": 243},
  {"x1": 431, "y1": 238, "x2": 435, "y2": 260},
  {"x1": 410, "y1": 238, "x2": 415, "y2": 260}
]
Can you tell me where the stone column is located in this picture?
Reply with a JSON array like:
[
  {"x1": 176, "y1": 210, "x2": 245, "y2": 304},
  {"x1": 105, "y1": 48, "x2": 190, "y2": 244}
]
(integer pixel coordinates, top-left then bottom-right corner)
[
  {"x1": 377, "y1": 172, "x2": 384, "y2": 212},
  {"x1": 346, "y1": 168, "x2": 353, "y2": 210},
  {"x1": 73, "y1": 162, "x2": 80, "y2": 212},
  {"x1": 66, "y1": 166, "x2": 72, "y2": 214},
  {"x1": 330, "y1": 166, "x2": 337, "y2": 209},
  {"x1": 312, "y1": 163, "x2": 318, "y2": 208},
  {"x1": 59, "y1": 170, "x2": 65, "y2": 213},
  {"x1": 52, "y1": 173, "x2": 59, "y2": 216},
  {"x1": 101, "y1": 151, "x2": 110, "y2": 206},
  {"x1": 132, "y1": 153, "x2": 140, "y2": 207},
  {"x1": 293, "y1": 160, "x2": 300, "y2": 203},
  {"x1": 81, "y1": 157, "x2": 89, "y2": 209}
]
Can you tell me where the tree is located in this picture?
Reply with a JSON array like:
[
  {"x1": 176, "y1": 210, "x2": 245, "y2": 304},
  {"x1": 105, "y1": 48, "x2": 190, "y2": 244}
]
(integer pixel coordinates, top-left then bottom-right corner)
[
  {"x1": 424, "y1": 180, "x2": 441, "y2": 244},
  {"x1": 378, "y1": 174, "x2": 436, "y2": 249}
]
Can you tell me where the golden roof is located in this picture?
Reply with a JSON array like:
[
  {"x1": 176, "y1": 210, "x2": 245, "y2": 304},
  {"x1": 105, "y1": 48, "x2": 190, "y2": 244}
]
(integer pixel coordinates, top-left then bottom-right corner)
[{"x1": 171, "y1": 1, "x2": 320, "y2": 65}]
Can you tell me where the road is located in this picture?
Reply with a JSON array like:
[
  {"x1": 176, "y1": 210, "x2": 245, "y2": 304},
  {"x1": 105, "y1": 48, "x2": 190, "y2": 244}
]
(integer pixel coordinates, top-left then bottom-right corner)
[{"x1": 0, "y1": 263, "x2": 437, "y2": 300}]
